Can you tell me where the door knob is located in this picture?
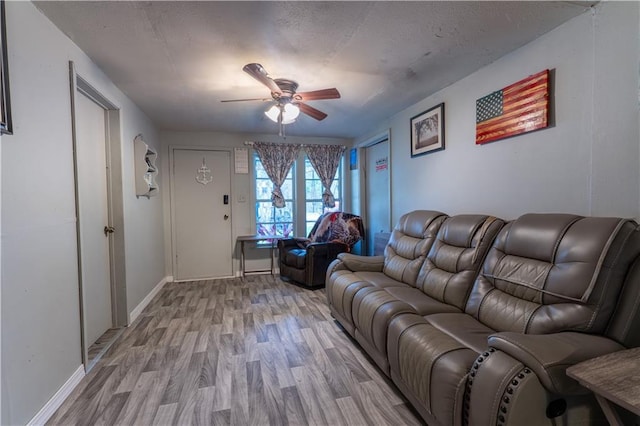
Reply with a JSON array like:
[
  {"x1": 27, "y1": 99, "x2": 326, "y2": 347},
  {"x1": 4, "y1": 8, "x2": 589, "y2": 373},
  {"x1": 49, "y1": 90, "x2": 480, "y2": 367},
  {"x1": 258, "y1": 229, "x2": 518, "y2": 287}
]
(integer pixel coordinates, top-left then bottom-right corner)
[
  {"x1": 104, "y1": 226, "x2": 115, "y2": 236},
  {"x1": 224, "y1": 214, "x2": 229, "y2": 220}
]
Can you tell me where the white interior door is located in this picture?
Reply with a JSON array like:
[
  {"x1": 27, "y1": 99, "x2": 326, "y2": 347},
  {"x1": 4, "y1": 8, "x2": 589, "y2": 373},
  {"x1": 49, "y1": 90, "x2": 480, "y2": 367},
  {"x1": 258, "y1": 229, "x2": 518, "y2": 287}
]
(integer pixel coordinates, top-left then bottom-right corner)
[
  {"x1": 365, "y1": 139, "x2": 391, "y2": 256},
  {"x1": 173, "y1": 149, "x2": 232, "y2": 280},
  {"x1": 76, "y1": 91, "x2": 112, "y2": 346}
]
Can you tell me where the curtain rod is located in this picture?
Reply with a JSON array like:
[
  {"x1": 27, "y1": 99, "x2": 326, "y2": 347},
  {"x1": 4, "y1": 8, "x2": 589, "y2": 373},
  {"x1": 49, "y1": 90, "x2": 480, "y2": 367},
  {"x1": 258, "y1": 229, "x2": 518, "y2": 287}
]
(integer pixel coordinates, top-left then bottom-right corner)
[{"x1": 243, "y1": 141, "x2": 345, "y2": 148}]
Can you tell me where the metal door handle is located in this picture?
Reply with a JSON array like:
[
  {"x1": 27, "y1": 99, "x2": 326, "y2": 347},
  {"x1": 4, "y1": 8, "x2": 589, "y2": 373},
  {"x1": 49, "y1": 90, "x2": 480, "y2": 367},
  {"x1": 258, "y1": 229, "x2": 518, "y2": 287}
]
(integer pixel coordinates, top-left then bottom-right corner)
[
  {"x1": 224, "y1": 215, "x2": 229, "y2": 220},
  {"x1": 104, "y1": 226, "x2": 115, "y2": 236}
]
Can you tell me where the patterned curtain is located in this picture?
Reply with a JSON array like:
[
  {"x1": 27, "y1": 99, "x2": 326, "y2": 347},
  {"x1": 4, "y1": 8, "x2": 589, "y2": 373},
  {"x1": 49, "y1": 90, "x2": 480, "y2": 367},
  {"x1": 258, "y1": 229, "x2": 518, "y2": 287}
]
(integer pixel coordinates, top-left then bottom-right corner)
[
  {"x1": 305, "y1": 144, "x2": 345, "y2": 208},
  {"x1": 252, "y1": 141, "x2": 302, "y2": 208}
]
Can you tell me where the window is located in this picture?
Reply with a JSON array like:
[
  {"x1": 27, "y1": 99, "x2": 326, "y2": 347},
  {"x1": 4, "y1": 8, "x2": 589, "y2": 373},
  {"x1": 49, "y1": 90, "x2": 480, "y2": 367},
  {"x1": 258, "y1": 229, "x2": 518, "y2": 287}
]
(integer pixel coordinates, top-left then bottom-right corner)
[
  {"x1": 304, "y1": 156, "x2": 341, "y2": 235},
  {"x1": 254, "y1": 152, "x2": 343, "y2": 238},
  {"x1": 254, "y1": 154, "x2": 294, "y2": 238}
]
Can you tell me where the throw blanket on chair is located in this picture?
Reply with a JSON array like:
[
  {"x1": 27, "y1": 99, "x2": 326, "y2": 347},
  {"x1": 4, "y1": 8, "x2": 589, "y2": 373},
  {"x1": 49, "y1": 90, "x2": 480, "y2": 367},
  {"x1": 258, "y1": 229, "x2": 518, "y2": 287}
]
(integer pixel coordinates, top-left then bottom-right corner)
[{"x1": 304, "y1": 212, "x2": 364, "y2": 250}]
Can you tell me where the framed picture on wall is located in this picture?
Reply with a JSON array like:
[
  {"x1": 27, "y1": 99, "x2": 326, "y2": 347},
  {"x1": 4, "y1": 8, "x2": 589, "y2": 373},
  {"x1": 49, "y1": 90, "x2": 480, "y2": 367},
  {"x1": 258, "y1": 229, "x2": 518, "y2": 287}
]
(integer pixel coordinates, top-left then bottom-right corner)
[
  {"x1": 0, "y1": 0, "x2": 12, "y2": 135},
  {"x1": 410, "y1": 103, "x2": 444, "y2": 157}
]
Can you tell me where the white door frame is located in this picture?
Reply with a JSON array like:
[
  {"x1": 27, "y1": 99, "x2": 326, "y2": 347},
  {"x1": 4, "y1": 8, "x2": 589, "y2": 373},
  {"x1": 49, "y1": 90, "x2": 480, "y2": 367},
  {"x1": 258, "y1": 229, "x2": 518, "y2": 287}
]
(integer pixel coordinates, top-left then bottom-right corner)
[
  {"x1": 358, "y1": 130, "x2": 392, "y2": 254},
  {"x1": 169, "y1": 146, "x2": 234, "y2": 281},
  {"x1": 69, "y1": 62, "x2": 127, "y2": 372}
]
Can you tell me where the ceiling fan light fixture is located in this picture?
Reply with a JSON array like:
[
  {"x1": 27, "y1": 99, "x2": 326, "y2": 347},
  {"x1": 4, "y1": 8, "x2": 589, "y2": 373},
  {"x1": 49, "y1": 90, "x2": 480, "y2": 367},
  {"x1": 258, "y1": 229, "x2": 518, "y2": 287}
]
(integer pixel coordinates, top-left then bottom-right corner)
[
  {"x1": 283, "y1": 103, "x2": 300, "y2": 121},
  {"x1": 264, "y1": 104, "x2": 281, "y2": 122},
  {"x1": 264, "y1": 102, "x2": 300, "y2": 124}
]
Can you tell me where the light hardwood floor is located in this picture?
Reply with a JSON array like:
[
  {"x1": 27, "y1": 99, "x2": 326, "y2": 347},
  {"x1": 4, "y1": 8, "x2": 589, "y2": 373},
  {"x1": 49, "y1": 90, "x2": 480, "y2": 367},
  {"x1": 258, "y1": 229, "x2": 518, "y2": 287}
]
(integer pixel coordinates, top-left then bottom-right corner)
[{"x1": 48, "y1": 275, "x2": 424, "y2": 425}]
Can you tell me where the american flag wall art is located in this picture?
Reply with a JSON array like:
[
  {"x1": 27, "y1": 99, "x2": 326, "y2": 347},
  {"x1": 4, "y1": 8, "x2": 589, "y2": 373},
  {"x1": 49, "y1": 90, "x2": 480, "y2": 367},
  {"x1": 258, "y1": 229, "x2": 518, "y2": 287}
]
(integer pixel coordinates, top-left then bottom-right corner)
[{"x1": 475, "y1": 70, "x2": 550, "y2": 145}]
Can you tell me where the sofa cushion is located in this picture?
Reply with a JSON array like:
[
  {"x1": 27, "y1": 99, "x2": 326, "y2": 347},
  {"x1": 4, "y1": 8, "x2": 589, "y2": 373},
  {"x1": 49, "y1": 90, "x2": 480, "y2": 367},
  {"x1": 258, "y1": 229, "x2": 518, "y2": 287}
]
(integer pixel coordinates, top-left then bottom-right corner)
[
  {"x1": 283, "y1": 248, "x2": 307, "y2": 269},
  {"x1": 383, "y1": 210, "x2": 447, "y2": 286},
  {"x1": 466, "y1": 214, "x2": 640, "y2": 334},
  {"x1": 352, "y1": 288, "x2": 417, "y2": 363},
  {"x1": 352, "y1": 287, "x2": 460, "y2": 340},
  {"x1": 352, "y1": 286, "x2": 460, "y2": 374},
  {"x1": 417, "y1": 215, "x2": 504, "y2": 310},
  {"x1": 425, "y1": 312, "x2": 495, "y2": 354},
  {"x1": 385, "y1": 286, "x2": 460, "y2": 314},
  {"x1": 327, "y1": 269, "x2": 408, "y2": 337},
  {"x1": 326, "y1": 270, "x2": 374, "y2": 335},
  {"x1": 388, "y1": 313, "x2": 479, "y2": 426},
  {"x1": 350, "y1": 271, "x2": 408, "y2": 289}
]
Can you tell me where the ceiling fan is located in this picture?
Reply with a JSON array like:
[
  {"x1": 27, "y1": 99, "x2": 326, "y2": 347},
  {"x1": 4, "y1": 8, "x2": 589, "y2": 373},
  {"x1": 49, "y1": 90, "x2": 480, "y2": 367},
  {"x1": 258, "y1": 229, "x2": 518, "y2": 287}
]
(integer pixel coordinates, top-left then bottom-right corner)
[{"x1": 221, "y1": 63, "x2": 340, "y2": 127}]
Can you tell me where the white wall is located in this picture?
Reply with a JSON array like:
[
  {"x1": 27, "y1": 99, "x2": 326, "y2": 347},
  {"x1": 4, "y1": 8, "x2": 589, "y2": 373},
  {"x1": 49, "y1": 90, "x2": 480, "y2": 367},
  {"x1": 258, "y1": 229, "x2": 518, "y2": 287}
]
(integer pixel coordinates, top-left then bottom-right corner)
[
  {"x1": 160, "y1": 131, "x2": 352, "y2": 276},
  {"x1": 355, "y1": 2, "x2": 640, "y2": 223},
  {"x1": 1, "y1": 2, "x2": 165, "y2": 424},
  {"x1": 121, "y1": 112, "x2": 165, "y2": 315}
]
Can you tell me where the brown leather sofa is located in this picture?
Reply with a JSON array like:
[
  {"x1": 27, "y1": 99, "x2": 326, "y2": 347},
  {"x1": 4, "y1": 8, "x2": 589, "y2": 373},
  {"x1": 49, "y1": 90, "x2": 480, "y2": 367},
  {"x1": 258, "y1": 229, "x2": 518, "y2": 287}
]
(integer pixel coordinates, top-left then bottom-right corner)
[{"x1": 326, "y1": 210, "x2": 640, "y2": 425}]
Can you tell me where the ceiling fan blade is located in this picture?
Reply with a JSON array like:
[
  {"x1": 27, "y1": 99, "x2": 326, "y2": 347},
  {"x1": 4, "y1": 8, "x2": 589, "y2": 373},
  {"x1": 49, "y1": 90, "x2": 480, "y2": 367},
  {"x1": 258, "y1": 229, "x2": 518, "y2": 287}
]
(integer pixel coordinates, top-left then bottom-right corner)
[
  {"x1": 243, "y1": 63, "x2": 282, "y2": 95},
  {"x1": 296, "y1": 88, "x2": 341, "y2": 101},
  {"x1": 298, "y1": 102, "x2": 328, "y2": 121},
  {"x1": 220, "y1": 97, "x2": 271, "y2": 103}
]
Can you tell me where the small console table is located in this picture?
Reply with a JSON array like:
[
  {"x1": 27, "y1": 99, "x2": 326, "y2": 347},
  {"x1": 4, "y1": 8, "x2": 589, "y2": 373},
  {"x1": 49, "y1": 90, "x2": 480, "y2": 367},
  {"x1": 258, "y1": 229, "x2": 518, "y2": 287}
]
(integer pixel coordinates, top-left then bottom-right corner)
[
  {"x1": 567, "y1": 347, "x2": 640, "y2": 425},
  {"x1": 237, "y1": 234, "x2": 282, "y2": 278}
]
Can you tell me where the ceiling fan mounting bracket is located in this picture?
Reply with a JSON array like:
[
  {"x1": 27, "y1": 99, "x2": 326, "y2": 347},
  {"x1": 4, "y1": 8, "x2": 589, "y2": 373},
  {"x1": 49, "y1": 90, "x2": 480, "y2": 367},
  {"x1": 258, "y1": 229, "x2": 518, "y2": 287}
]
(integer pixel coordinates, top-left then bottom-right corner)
[{"x1": 272, "y1": 79, "x2": 299, "y2": 101}]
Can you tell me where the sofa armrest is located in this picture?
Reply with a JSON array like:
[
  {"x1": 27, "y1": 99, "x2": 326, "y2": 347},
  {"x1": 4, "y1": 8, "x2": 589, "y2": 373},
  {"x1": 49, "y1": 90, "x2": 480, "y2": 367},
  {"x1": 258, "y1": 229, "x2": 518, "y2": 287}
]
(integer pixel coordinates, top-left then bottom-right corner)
[
  {"x1": 488, "y1": 332, "x2": 625, "y2": 395},
  {"x1": 307, "y1": 241, "x2": 348, "y2": 258},
  {"x1": 336, "y1": 253, "x2": 385, "y2": 272},
  {"x1": 278, "y1": 238, "x2": 308, "y2": 250}
]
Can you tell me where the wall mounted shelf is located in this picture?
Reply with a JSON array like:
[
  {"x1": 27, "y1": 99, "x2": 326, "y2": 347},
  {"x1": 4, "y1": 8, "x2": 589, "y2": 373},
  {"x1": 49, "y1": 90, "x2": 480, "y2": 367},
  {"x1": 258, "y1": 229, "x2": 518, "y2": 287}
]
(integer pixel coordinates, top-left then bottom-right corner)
[{"x1": 134, "y1": 134, "x2": 158, "y2": 198}]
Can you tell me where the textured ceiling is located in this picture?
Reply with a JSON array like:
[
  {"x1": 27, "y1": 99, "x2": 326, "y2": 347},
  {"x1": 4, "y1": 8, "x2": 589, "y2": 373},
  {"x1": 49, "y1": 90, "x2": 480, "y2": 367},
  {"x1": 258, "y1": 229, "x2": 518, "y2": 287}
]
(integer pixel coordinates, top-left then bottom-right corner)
[{"x1": 35, "y1": 1, "x2": 593, "y2": 138}]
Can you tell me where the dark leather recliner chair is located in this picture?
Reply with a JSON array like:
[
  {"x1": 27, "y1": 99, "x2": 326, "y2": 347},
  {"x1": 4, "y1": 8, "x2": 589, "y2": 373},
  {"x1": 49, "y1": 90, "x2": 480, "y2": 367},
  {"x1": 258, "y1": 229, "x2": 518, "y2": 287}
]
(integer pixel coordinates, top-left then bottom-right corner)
[{"x1": 278, "y1": 212, "x2": 364, "y2": 288}]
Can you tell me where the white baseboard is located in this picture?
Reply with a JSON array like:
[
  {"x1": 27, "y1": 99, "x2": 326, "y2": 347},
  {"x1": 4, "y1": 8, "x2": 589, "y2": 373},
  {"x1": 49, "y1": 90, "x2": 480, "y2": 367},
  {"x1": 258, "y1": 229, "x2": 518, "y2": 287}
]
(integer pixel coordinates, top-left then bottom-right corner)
[
  {"x1": 128, "y1": 275, "x2": 171, "y2": 324},
  {"x1": 27, "y1": 365, "x2": 85, "y2": 426}
]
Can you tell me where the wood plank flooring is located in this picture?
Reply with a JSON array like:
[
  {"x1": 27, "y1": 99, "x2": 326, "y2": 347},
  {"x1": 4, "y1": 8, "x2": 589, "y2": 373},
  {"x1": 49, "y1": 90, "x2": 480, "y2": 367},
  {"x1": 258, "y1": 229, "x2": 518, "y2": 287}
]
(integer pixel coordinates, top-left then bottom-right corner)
[
  {"x1": 87, "y1": 327, "x2": 125, "y2": 369},
  {"x1": 48, "y1": 275, "x2": 423, "y2": 425}
]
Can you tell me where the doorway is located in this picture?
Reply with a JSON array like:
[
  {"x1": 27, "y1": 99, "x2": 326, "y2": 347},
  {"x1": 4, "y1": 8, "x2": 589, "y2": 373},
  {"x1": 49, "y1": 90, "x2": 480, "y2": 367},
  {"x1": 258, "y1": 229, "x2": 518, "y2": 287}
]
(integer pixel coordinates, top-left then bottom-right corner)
[
  {"x1": 364, "y1": 135, "x2": 391, "y2": 256},
  {"x1": 69, "y1": 62, "x2": 127, "y2": 372},
  {"x1": 171, "y1": 148, "x2": 233, "y2": 280}
]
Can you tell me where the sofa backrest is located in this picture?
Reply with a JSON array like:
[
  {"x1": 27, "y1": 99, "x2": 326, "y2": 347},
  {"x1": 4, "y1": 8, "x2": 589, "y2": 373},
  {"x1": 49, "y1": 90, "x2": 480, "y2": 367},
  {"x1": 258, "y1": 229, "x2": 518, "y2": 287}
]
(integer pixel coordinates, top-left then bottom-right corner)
[
  {"x1": 605, "y1": 251, "x2": 640, "y2": 347},
  {"x1": 416, "y1": 215, "x2": 505, "y2": 310},
  {"x1": 465, "y1": 213, "x2": 640, "y2": 335},
  {"x1": 384, "y1": 210, "x2": 447, "y2": 286}
]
